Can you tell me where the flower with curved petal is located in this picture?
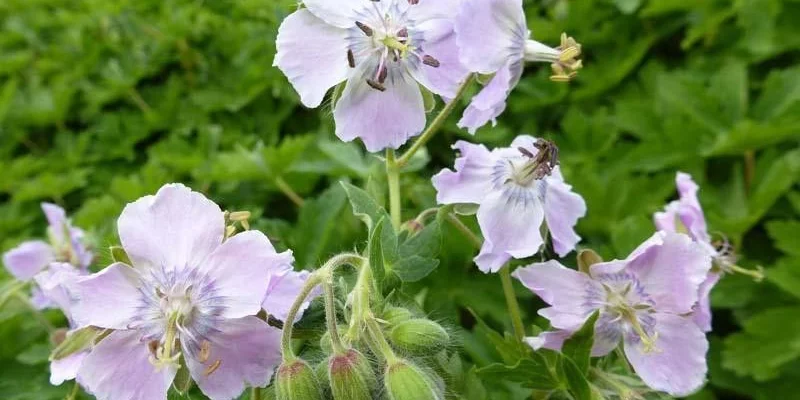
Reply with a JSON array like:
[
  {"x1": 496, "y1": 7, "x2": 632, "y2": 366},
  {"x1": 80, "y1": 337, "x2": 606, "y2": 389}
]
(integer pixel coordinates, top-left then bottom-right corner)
[
  {"x1": 274, "y1": 0, "x2": 469, "y2": 152},
  {"x1": 514, "y1": 231, "x2": 712, "y2": 396},
  {"x1": 71, "y1": 184, "x2": 304, "y2": 400},
  {"x1": 454, "y1": 0, "x2": 582, "y2": 133},
  {"x1": 432, "y1": 135, "x2": 586, "y2": 272}
]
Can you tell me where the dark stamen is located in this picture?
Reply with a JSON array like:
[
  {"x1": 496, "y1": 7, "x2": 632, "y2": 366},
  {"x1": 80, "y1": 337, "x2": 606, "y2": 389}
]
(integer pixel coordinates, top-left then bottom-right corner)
[
  {"x1": 356, "y1": 21, "x2": 373, "y2": 36},
  {"x1": 377, "y1": 65, "x2": 388, "y2": 84},
  {"x1": 397, "y1": 28, "x2": 408, "y2": 38},
  {"x1": 366, "y1": 79, "x2": 386, "y2": 92},
  {"x1": 408, "y1": 0, "x2": 419, "y2": 4},
  {"x1": 347, "y1": 50, "x2": 355, "y2": 68},
  {"x1": 518, "y1": 147, "x2": 534, "y2": 158},
  {"x1": 422, "y1": 55, "x2": 440, "y2": 68}
]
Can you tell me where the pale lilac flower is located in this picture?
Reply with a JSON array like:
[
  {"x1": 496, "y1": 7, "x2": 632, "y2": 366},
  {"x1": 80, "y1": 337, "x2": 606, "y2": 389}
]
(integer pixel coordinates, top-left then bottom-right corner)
[
  {"x1": 2, "y1": 203, "x2": 93, "y2": 309},
  {"x1": 514, "y1": 231, "x2": 712, "y2": 396},
  {"x1": 654, "y1": 172, "x2": 720, "y2": 332},
  {"x1": 262, "y1": 269, "x2": 316, "y2": 323},
  {"x1": 71, "y1": 184, "x2": 301, "y2": 400},
  {"x1": 274, "y1": 0, "x2": 469, "y2": 152},
  {"x1": 453, "y1": 0, "x2": 582, "y2": 133},
  {"x1": 432, "y1": 135, "x2": 586, "y2": 273}
]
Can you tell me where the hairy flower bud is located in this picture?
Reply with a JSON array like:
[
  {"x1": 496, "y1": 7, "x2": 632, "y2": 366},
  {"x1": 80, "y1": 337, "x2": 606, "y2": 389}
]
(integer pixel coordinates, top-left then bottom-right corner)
[
  {"x1": 328, "y1": 349, "x2": 377, "y2": 400},
  {"x1": 389, "y1": 318, "x2": 449, "y2": 355},
  {"x1": 384, "y1": 359, "x2": 444, "y2": 400},
  {"x1": 276, "y1": 359, "x2": 324, "y2": 400},
  {"x1": 382, "y1": 306, "x2": 414, "y2": 326}
]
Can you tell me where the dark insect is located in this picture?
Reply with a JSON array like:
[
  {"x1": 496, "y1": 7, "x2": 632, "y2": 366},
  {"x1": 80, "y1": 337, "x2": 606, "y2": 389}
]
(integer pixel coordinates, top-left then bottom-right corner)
[{"x1": 517, "y1": 139, "x2": 559, "y2": 179}]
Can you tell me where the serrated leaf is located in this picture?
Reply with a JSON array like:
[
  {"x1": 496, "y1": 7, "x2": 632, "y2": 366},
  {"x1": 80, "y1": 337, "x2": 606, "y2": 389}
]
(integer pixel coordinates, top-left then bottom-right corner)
[
  {"x1": 392, "y1": 256, "x2": 440, "y2": 282},
  {"x1": 722, "y1": 306, "x2": 800, "y2": 381},
  {"x1": 340, "y1": 181, "x2": 389, "y2": 232},
  {"x1": 767, "y1": 258, "x2": 800, "y2": 300},
  {"x1": 766, "y1": 220, "x2": 800, "y2": 257},
  {"x1": 477, "y1": 356, "x2": 560, "y2": 391},
  {"x1": 292, "y1": 184, "x2": 347, "y2": 268},
  {"x1": 559, "y1": 356, "x2": 592, "y2": 400},
  {"x1": 369, "y1": 217, "x2": 389, "y2": 289},
  {"x1": 561, "y1": 311, "x2": 599, "y2": 374}
]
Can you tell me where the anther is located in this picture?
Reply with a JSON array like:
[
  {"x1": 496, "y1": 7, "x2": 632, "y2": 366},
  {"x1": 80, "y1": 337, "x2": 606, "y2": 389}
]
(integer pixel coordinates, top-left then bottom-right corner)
[
  {"x1": 422, "y1": 55, "x2": 440, "y2": 68},
  {"x1": 355, "y1": 21, "x2": 373, "y2": 37},
  {"x1": 204, "y1": 360, "x2": 222, "y2": 376},
  {"x1": 408, "y1": 0, "x2": 419, "y2": 4},
  {"x1": 377, "y1": 65, "x2": 388, "y2": 84},
  {"x1": 518, "y1": 147, "x2": 534, "y2": 158},
  {"x1": 366, "y1": 79, "x2": 386, "y2": 92},
  {"x1": 397, "y1": 28, "x2": 408, "y2": 38},
  {"x1": 347, "y1": 49, "x2": 356, "y2": 68},
  {"x1": 199, "y1": 340, "x2": 211, "y2": 363}
]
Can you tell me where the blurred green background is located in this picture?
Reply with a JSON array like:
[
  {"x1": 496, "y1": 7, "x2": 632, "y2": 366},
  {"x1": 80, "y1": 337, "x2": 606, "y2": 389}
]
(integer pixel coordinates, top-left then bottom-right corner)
[{"x1": 1, "y1": 0, "x2": 799, "y2": 399}]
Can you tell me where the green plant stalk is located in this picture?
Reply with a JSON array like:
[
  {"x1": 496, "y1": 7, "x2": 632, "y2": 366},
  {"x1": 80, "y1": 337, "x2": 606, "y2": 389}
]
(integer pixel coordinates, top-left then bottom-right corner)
[
  {"x1": 280, "y1": 273, "x2": 323, "y2": 362},
  {"x1": 275, "y1": 176, "x2": 305, "y2": 207},
  {"x1": 347, "y1": 262, "x2": 373, "y2": 340},
  {"x1": 14, "y1": 292, "x2": 54, "y2": 333},
  {"x1": 0, "y1": 280, "x2": 28, "y2": 309},
  {"x1": 66, "y1": 381, "x2": 80, "y2": 400},
  {"x1": 251, "y1": 387, "x2": 261, "y2": 400},
  {"x1": 446, "y1": 213, "x2": 482, "y2": 249},
  {"x1": 386, "y1": 149, "x2": 402, "y2": 230},
  {"x1": 365, "y1": 317, "x2": 398, "y2": 364},
  {"x1": 396, "y1": 75, "x2": 474, "y2": 167},
  {"x1": 500, "y1": 266, "x2": 526, "y2": 341},
  {"x1": 322, "y1": 278, "x2": 346, "y2": 354}
]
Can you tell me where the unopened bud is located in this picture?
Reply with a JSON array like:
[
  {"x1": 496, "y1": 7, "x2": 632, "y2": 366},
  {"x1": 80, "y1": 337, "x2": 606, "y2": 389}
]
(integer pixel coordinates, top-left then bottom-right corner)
[
  {"x1": 382, "y1": 307, "x2": 414, "y2": 326},
  {"x1": 276, "y1": 359, "x2": 324, "y2": 400},
  {"x1": 389, "y1": 319, "x2": 449, "y2": 355},
  {"x1": 329, "y1": 349, "x2": 377, "y2": 400},
  {"x1": 384, "y1": 359, "x2": 444, "y2": 400},
  {"x1": 577, "y1": 249, "x2": 603, "y2": 274}
]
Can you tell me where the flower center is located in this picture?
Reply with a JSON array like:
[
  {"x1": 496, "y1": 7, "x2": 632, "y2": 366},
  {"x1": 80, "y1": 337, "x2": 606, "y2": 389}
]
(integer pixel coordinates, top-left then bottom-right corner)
[
  {"x1": 595, "y1": 275, "x2": 660, "y2": 354},
  {"x1": 523, "y1": 33, "x2": 583, "y2": 82},
  {"x1": 506, "y1": 140, "x2": 559, "y2": 187}
]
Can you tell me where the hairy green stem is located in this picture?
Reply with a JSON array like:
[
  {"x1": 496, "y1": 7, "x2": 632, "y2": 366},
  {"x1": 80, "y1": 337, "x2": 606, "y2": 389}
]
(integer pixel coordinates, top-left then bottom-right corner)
[
  {"x1": 446, "y1": 213, "x2": 482, "y2": 249},
  {"x1": 386, "y1": 149, "x2": 402, "y2": 230},
  {"x1": 500, "y1": 266, "x2": 526, "y2": 341},
  {"x1": 396, "y1": 75, "x2": 474, "y2": 167},
  {"x1": 280, "y1": 274, "x2": 322, "y2": 362},
  {"x1": 322, "y1": 278, "x2": 346, "y2": 354},
  {"x1": 365, "y1": 317, "x2": 397, "y2": 363},
  {"x1": 275, "y1": 176, "x2": 305, "y2": 207},
  {"x1": 66, "y1": 381, "x2": 80, "y2": 400}
]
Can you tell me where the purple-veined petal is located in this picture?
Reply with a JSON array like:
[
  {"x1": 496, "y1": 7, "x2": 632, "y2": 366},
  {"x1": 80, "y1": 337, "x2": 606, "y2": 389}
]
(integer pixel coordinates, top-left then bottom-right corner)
[
  {"x1": 454, "y1": 0, "x2": 527, "y2": 74},
  {"x1": 71, "y1": 263, "x2": 142, "y2": 330},
  {"x1": 117, "y1": 184, "x2": 224, "y2": 271},
  {"x1": 33, "y1": 263, "x2": 82, "y2": 321},
  {"x1": 432, "y1": 141, "x2": 495, "y2": 205},
  {"x1": 409, "y1": 21, "x2": 470, "y2": 99},
  {"x1": 185, "y1": 316, "x2": 282, "y2": 400},
  {"x1": 693, "y1": 272, "x2": 720, "y2": 332},
  {"x1": 626, "y1": 232, "x2": 711, "y2": 314},
  {"x1": 474, "y1": 190, "x2": 545, "y2": 272},
  {"x1": 458, "y1": 60, "x2": 523, "y2": 134},
  {"x1": 77, "y1": 330, "x2": 177, "y2": 400},
  {"x1": 199, "y1": 230, "x2": 292, "y2": 319},
  {"x1": 544, "y1": 171, "x2": 586, "y2": 257},
  {"x1": 31, "y1": 286, "x2": 55, "y2": 310},
  {"x1": 3, "y1": 240, "x2": 53, "y2": 281},
  {"x1": 675, "y1": 172, "x2": 710, "y2": 243},
  {"x1": 653, "y1": 201, "x2": 679, "y2": 233},
  {"x1": 42, "y1": 203, "x2": 68, "y2": 243},
  {"x1": 334, "y1": 66, "x2": 425, "y2": 152},
  {"x1": 513, "y1": 261, "x2": 598, "y2": 329},
  {"x1": 409, "y1": 0, "x2": 463, "y2": 22},
  {"x1": 524, "y1": 330, "x2": 571, "y2": 351},
  {"x1": 50, "y1": 350, "x2": 88, "y2": 385},
  {"x1": 623, "y1": 313, "x2": 708, "y2": 397},
  {"x1": 274, "y1": 9, "x2": 350, "y2": 108},
  {"x1": 262, "y1": 270, "x2": 316, "y2": 322},
  {"x1": 302, "y1": 0, "x2": 362, "y2": 28}
]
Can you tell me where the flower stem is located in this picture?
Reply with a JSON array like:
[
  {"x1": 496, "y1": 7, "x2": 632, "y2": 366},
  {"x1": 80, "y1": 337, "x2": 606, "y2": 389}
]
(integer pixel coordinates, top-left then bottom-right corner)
[
  {"x1": 499, "y1": 266, "x2": 526, "y2": 341},
  {"x1": 386, "y1": 149, "x2": 402, "y2": 230},
  {"x1": 0, "y1": 280, "x2": 28, "y2": 309},
  {"x1": 275, "y1": 176, "x2": 305, "y2": 207},
  {"x1": 347, "y1": 263, "x2": 373, "y2": 341},
  {"x1": 446, "y1": 213, "x2": 482, "y2": 249},
  {"x1": 365, "y1": 316, "x2": 397, "y2": 364},
  {"x1": 65, "y1": 381, "x2": 80, "y2": 400},
  {"x1": 396, "y1": 75, "x2": 474, "y2": 167},
  {"x1": 322, "y1": 278, "x2": 346, "y2": 354},
  {"x1": 281, "y1": 273, "x2": 322, "y2": 362}
]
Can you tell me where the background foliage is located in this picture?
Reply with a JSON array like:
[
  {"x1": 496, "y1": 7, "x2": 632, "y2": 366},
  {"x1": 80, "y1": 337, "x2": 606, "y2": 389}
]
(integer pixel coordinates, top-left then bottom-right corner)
[{"x1": 1, "y1": 0, "x2": 799, "y2": 398}]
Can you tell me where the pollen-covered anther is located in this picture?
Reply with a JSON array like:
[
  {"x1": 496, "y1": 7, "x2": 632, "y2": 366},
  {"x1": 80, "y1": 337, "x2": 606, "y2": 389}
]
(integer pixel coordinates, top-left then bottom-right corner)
[
  {"x1": 366, "y1": 79, "x2": 386, "y2": 92},
  {"x1": 422, "y1": 55, "x2": 440, "y2": 68},
  {"x1": 397, "y1": 28, "x2": 408, "y2": 38},
  {"x1": 199, "y1": 340, "x2": 211, "y2": 363},
  {"x1": 408, "y1": 0, "x2": 419, "y2": 4},
  {"x1": 347, "y1": 50, "x2": 356, "y2": 68},
  {"x1": 204, "y1": 359, "x2": 222, "y2": 376},
  {"x1": 355, "y1": 21, "x2": 373, "y2": 37},
  {"x1": 549, "y1": 32, "x2": 583, "y2": 82}
]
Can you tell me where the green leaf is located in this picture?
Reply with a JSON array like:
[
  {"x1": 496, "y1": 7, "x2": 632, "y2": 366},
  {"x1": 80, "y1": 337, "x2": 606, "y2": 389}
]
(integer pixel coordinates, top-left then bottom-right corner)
[
  {"x1": 477, "y1": 355, "x2": 560, "y2": 391},
  {"x1": 50, "y1": 327, "x2": 104, "y2": 361},
  {"x1": 392, "y1": 256, "x2": 440, "y2": 283},
  {"x1": 340, "y1": 181, "x2": 389, "y2": 232},
  {"x1": 559, "y1": 356, "x2": 593, "y2": 400},
  {"x1": 391, "y1": 219, "x2": 442, "y2": 282},
  {"x1": 561, "y1": 311, "x2": 599, "y2": 374},
  {"x1": 369, "y1": 217, "x2": 389, "y2": 288},
  {"x1": 767, "y1": 258, "x2": 800, "y2": 300},
  {"x1": 110, "y1": 246, "x2": 132, "y2": 265},
  {"x1": 292, "y1": 184, "x2": 347, "y2": 268},
  {"x1": 722, "y1": 306, "x2": 800, "y2": 381},
  {"x1": 767, "y1": 220, "x2": 800, "y2": 257}
]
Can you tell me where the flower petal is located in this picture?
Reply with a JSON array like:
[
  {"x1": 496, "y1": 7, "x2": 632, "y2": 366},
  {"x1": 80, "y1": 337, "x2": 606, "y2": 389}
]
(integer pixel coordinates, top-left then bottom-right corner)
[
  {"x1": 2, "y1": 240, "x2": 53, "y2": 281},
  {"x1": 42, "y1": 203, "x2": 68, "y2": 243},
  {"x1": 693, "y1": 273, "x2": 720, "y2": 332},
  {"x1": 78, "y1": 330, "x2": 177, "y2": 400},
  {"x1": 457, "y1": 60, "x2": 523, "y2": 134},
  {"x1": 544, "y1": 170, "x2": 586, "y2": 257},
  {"x1": 302, "y1": 0, "x2": 361, "y2": 28},
  {"x1": 33, "y1": 263, "x2": 82, "y2": 321},
  {"x1": 409, "y1": 0, "x2": 462, "y2": 22},
  {"x1": 432, "y1": 141, "x2": 495, "y2": 205},
  {"x1": 623, "y1": 313, "x2": 708, "y2": 397},
  {"x1": 118, "y1": 183, "x2": 224, "y2": 271},
  {"x1": 454, "y1": 0, "x2": 526, "y2": 73},
  {"x1": 200, "y1": 231, "x2": 293, "y2": 320},
  {"x1": 185, "y1": 316, "x2": 282, "y2": 400},
  {"x1": 513, "y1": 261, "x2": 598, "y2": 329},
  {"x1": 409, "y1": 21, "x2": 470, "y2": 98},
  {"x1": 475, "y1": 190, "x2": 545, "y2": 272},
  {"x1": 262, "y1": 270, "x2": 316, "y2": 322},
  {"x1": 653, "y1": 201, "x2": 679, "y2": 232},
  {"x1": 626, "y1": 232, "x2": 712, "y2": 314},
  {"x1": 50, "y1": 351, "x2": 88, "y2": 385},
  {"x1": 334, "y1": 67, "x2": 425, "y2": 152},
  {"x1": 71, "y1": 263, "x2": 142, "y2": 330},
  {"x1": 274, "y1": 9, "x2": 350, "y2": 108},
  {"x1": 524, "y1": 330, "x2": 571, "y2": 351},
  {"x1": 675, "y1": 172, "x2": 711, "y2": 243}
]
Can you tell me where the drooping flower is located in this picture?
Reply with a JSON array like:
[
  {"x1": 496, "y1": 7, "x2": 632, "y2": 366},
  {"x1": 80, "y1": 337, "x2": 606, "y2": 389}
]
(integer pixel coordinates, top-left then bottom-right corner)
[
  {"x1": 274, "y1": 0, "x2": 469, "y2": 152},
  {"x1": 453, "y1": 0, "x2": 582, "y2": 134},
  {"x1": 71, "y1": 184, "x2": 305, "y2": 400},
  {"x1": 2, "y1": 203, "x2": 93, "y2": 309},
  {"x1": 514, "y1": 231, "x2": 712, "y2": 396},
  {"x1": 432, "y1": 135, "x2": 586, "y2": 273}
]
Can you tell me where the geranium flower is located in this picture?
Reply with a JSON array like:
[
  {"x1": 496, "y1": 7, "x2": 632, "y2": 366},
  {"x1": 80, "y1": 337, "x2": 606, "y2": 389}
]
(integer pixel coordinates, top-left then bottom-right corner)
[
  {"x1": 453, "y1": 0, "x2": 582, "y2": 133},
  {"x1": 71, "y1": 184, "x2": 304, "y2": 400},
  {"x1": 432, "y1": 135, "x2": 586, "y2": 273},
  {"x1": 2, "y1": 203, "x2": 93, "y2": 309},
  {"x1": 274, "y1": 0, "x2": 469, "y2": 152},
  {"x1": 514, "y1": 231, "x2": 712, "y2": 396}
]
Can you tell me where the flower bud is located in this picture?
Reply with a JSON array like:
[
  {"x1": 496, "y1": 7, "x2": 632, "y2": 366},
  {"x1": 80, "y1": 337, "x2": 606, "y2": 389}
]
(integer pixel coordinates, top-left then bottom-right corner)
[
  {"x1": 275, "y1": 359, "x2": 324, "y2": 400},
  {"x1": 328, "y1": 349, "x2": 377, "y2": 400},
  {"x1": 384, "y1": 359, "x2": 444, "y2": 400},
  {"x1": 389, "y1": 318, "x2": 449, "y2": 355},
  {"x1": 382, "y1": 306, "x2": 414, "y2": 326}
]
